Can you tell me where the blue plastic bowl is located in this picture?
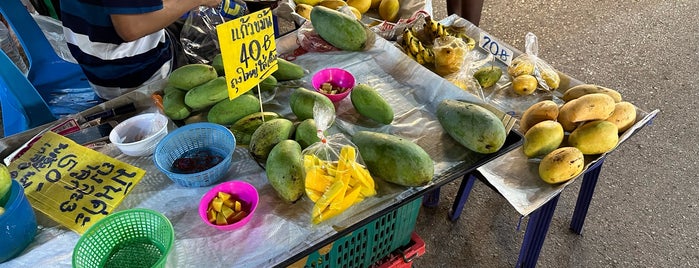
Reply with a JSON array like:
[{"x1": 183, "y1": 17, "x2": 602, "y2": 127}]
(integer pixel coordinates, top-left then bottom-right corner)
[
  {"x1": 154, "y1": 123, "x2": 236, "y2": 187},
  {"x1": 0, "y1": 180, "x2": 37, "y2": 263}
]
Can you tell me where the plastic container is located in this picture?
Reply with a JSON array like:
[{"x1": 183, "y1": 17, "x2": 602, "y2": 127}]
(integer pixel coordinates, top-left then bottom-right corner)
[
  {"x1": 311, "y1": 68, "x2": 356, "y2": 103},
  {"x1": 109, "y1": 113, "x2": 169, "y2": 157},
  {"x1": 198, "y1": 180, "x2": 259, "y2": 231},
  {"x1": 0, "y1": 22, "x2": 27, "y2": 74},
  {"x1": 371, "y1": 232, "x2": 426, "y2": 268},
  {"x1": 72, "y1": 208, "x2": 175, "y2": 268},
  {"x1": 0, "y1": 180, "x2": 37, "y2": 263},
  {"x1": 154, "y1": 122, "x2": 236, "y2": 187},
  {"x1": 297, "y1": 197, "x2": 422, "y2": 268}
]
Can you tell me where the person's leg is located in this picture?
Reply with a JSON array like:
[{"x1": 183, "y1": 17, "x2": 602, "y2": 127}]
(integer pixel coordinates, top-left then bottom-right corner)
[{"x1": 446, "y1": 0, "x2": 484, "y2": 26}]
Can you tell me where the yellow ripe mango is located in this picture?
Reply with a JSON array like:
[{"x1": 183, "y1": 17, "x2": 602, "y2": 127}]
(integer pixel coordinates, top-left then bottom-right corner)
[
  {"x1": 568, "y1": 120, "x2": 619, "y2": 155},
  {"x1": 538, "y1": 147, "x2": 584, "y2": 184},
  {"x1": 346, "y1": 0, "x2": 371, "y2": 14},
  {"x1": 522, "y1": 120, "x2": 564, "y2": 158},
  {"x1": 378, "y1": 0, "x2": 399, "y2": 22},
  {"x1": 605, "y1": 101, "x2": 636, "y2": 133},
  {"x1": 560, "y1": 93, "x2": 616, "y2": 123}
]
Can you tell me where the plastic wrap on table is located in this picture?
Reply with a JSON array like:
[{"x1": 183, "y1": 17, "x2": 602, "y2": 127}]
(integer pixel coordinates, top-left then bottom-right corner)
[{"x1": 296, "y1": 21, "x2": 340, "y2": 53}]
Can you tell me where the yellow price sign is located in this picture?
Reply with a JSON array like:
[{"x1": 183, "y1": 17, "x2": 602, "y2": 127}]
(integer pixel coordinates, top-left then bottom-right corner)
[
  {"x1": 7, "y1": 132, "x2": 146, "y2": 234},
  {"x1": 216, "y1": 8, "x2": 278, "y2": 100}
]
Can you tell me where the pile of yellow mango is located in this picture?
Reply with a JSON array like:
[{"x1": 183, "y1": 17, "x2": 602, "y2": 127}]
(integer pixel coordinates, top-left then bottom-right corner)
[{"x1": 304, "y1": 146, "x2": 376, "y2": 224}]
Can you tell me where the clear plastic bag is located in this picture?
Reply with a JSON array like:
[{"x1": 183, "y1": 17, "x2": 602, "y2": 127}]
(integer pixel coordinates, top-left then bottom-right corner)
[
  {"x1": 296, "y1": 21, "x2": 340, "y2": 53},
  {"x1": 181, "y1": 6, "x2": 225, "y2": 64},
  {"x1": 301, "y1": 103, "x2": 376, "y2": 224},
  {"x1": 509, "y1": 32, "x2": 561, "y2": 92},
  {"x1": 444, "y1": 50, "x2": 494, "y2": 101}
]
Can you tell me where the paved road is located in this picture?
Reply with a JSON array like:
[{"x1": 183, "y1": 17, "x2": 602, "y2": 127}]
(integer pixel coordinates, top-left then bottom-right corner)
[{"x1": 414, "y1": 1, "x2": 698, "y2": 267}]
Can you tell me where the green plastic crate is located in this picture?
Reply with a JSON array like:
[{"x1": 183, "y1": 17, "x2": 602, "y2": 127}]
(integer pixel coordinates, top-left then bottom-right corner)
[{"x1": 299, "y1": 197, "x2": 422, "y2": 268}]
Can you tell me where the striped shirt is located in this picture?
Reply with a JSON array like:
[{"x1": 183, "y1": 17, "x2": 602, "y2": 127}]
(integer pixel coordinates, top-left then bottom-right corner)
[{"x1": 60, "y1": 0, "x2": 172, "y2": 99}]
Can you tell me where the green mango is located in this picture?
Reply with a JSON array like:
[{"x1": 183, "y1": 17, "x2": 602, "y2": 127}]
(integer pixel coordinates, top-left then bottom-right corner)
[
  {"x1": 310, "y1": 6, "x2": 367, "y2": 51},
  {"x1": 162, "y1": 87, "x2": 191, "y2": 120},
  {"x1": 473, "y1": 66, "x2": 502, "y2": 88},
  {"x1": 350, "y1": 84, "x2": 394, "y2": 124},
  {"x1": 352, "y1": 131, "x2": 434, "y2": 187},
  {"x1": 207, "y1": 94, "x2": 261, "y2": 125},
  {"x1": 184, "y1": 77, "x2": 229, "y2": 110},
  {"x1": 249, "y1": 118, "x2": 295, "y2": 161},
  {"x1": 294, "y1": 118, "x2": 325, "y2": 149},
  {"x1": 289, "y1": 87, "x2": 335, "y2": 121},
  {"x1": 230, "y1": 112, "x2": 282, "y2": 146},
  {"x1": 272, "y1": 58, "x2": 305, "y2": 81},
  {"x1": 436, "y1": 99, "x2": 506, "y2": 154},
  {"x1": 168, "y1": 63, "x2": 218, "y2": 90},
  {"x1": 212, "y1": 53, "x2": 224, "y2": 76},
  {"x1": 266, "y1": 140, "x2": 305, "y2": 203}
]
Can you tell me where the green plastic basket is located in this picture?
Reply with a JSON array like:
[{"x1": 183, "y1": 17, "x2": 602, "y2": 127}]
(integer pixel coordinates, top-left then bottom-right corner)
[
  {"x1": 72, "y1": 208, "x2": 175, "y2": 268},
  {"x1": 300, "y1": 197, "x2": 423, "y2": 268}
]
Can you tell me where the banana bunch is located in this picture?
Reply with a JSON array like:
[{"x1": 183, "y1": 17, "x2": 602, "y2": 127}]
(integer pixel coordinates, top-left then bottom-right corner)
[
  {"x1": 423, "y1": 17, "x2": 476, "y2": 50},
  {"x1": 399, "y1": 28, "x2": 434, "y2": 65}
]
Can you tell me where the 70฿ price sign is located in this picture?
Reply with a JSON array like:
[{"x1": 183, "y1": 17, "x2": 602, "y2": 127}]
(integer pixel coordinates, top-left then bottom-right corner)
[
  {"x1": 216, "y1": 8, "x2": 278, "y2": 100},
  {"x1": 478, "y1": 31, "x2": 514, "y2": 66}
]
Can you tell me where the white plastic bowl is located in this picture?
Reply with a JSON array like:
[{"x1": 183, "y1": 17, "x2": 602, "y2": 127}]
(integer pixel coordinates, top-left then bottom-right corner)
[{"x1": 109, "y1": 113, "x2": 169, "y2": 156}]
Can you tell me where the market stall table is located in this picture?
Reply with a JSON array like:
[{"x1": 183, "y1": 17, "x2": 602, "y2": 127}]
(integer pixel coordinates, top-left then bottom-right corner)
[
  {"x1": 0, "y1": 25, "x2": 522, "y2": 267},
  {"x1": 426, "y1": 15, "x2": 659, "y2": 268}
]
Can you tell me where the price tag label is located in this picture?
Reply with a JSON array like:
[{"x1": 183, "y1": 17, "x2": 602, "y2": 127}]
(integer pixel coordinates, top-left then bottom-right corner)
[
  {"x1": 479, "y1": 31, "x2": 514, "y2": 66},
  {"x1": 8, "y1": 132, "x2": 146, "y2": 234},
  {"x1": 217, "y1": 8, "x2": 278, "y2": 100}
]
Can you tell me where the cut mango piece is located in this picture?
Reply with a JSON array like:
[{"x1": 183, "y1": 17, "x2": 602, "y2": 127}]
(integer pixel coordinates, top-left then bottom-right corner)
[
  {"x1": 221, "y1": 205, "x2": 235, "y2": 219},
  {"x1": 223, "y1": 198, "x2": 235, "y2": 208},
  {"x1": 217, "y1": 191, "x2": 231, "y2": 202},
  {"x1": 207, "y1": 209, "x2": 217, "y2": 223},
  {"x1": 211, "y1": 197, "x2": 224, "y2": 212},
  {"x1": 234, "y1": 200, "x2": 242, "y2": 212},
  {"x1": 312, "y1": 179, "x2": 345, "y2": 219},
  {"x1": 306, "y1": 188, "x2": 324, "y2": 203},
  {"x1": 215, "y1": 211, "x2": 228, "y2": 225},
  {"x1": 228, "y1": 210, "x2": 248, "y2": 223}
]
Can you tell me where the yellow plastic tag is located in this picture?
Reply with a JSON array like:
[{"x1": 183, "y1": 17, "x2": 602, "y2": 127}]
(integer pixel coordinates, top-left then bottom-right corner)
[
  {"x1": 8, "y1": 132, "x2": 146, "y2": 234},
  {"x1": 216, "y1": 8, "x2": 278, "y2": 100}
]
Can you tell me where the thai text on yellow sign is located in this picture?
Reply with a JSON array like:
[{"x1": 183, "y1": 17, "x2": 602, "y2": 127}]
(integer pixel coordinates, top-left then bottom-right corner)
[
  {"x1": 217, "y1": 8, "x2": 278, "y2": 100},
  {"x1": 8, "y1": 132, "x2": 146, "y2": 234}
]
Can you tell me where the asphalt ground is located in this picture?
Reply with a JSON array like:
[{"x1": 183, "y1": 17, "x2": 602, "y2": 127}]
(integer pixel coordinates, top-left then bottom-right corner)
[{"x1": 412, "y1": 1, "x2": 698, "y2": 267}]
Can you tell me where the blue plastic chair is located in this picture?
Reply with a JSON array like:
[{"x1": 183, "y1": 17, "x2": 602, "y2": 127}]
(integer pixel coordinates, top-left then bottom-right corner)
[{"x1": 0, "y1": 0, "x2": 103, "y2": 136}]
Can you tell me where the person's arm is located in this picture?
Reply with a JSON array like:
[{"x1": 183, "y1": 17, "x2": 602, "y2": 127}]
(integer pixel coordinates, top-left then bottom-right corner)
[{"x1": 110, "y1": 0, "x2": 221, "y2": 42}]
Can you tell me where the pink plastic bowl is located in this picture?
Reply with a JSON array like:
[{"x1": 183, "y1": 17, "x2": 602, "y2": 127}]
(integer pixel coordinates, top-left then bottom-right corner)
[
  {"x1": 198, "y1": 180, "x2": 259, "y2": 231},
  {"x1": 311, "y1": 68, "x2": 355, "y2": 103}
]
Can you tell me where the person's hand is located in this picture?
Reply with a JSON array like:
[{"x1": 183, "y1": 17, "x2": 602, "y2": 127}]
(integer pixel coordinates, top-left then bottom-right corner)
[{"x1": 201, "y1": 0, "x2": 223, "y2": 8}]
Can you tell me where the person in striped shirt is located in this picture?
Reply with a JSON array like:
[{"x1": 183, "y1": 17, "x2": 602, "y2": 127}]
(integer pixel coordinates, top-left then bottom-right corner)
[{"x1": 60, "y1": 0, "x2": 221, "y2": 100}]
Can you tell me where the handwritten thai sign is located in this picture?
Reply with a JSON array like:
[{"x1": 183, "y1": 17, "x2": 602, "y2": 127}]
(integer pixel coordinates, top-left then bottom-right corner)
[
  {"x1": 479, "y1": 31, "x2": 514, "y2": 66},
  {"x1": 217, "y1": 8, "x2": 278, "y2": 100},
  {"x1": 8, "y1": 131, "x2": 145, "y2": 234}
]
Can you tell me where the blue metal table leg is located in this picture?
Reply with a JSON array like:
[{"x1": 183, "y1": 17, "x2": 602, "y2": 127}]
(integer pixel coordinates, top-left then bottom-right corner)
[
  {"x1": 422, "y1": 187, "x2": 440, "y2": 208},
  {"x1": 448, "y1": 173, "x2": 477, "y2": 222},
  {"x1": 516, "y1": 194, "x2": 560, "y2": 268},
  {"x1": 569, "y1": 157, "x2": 605, "y2": 235}
]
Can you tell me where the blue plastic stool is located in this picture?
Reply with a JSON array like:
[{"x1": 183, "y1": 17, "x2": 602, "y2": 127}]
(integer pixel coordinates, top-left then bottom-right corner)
[{"x1": 0, "y1": 0, "x2": 103, "y2": 136}]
